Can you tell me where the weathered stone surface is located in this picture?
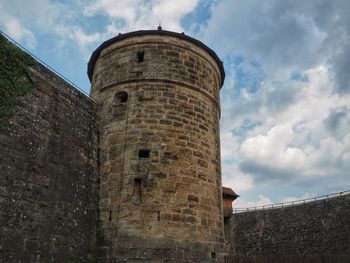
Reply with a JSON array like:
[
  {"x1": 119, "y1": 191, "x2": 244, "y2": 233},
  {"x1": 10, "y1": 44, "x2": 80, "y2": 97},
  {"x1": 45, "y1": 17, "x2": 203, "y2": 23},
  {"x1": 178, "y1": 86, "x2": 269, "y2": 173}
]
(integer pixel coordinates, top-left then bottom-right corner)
[
  {"x1": 225, "y1": 194, "x2": 350, "y2": 258},
  {"x1": 0, "y1": 39, "x2": 99, "y2": 262},
  {"x1": 2, "y1": 27, "x2": 350, "y2": 263},
  {"x1": 90, "y1": 32, "x2": 225, "y2": 262}
]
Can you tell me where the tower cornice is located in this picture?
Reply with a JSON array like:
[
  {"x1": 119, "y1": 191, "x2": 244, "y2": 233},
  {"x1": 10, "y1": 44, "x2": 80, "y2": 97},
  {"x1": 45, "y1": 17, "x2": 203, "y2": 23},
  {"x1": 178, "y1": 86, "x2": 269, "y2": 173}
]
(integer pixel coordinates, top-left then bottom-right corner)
[{"x1": 87, "y1": 29, "x2": 225, "y2": 87}]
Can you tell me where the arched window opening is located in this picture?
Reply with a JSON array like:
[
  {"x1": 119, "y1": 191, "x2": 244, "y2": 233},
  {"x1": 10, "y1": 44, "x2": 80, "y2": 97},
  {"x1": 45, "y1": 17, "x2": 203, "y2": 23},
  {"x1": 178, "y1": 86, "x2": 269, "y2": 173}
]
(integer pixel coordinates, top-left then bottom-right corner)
[{"x1": 114, "y1": 91, "x2": 128, "y2": 105}]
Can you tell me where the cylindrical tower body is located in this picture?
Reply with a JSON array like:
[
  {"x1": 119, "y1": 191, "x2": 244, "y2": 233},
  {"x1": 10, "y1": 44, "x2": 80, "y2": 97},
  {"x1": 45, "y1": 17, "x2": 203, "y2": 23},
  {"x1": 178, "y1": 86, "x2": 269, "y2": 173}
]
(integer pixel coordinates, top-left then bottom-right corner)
[{"x1": 88, "y1": 30, "x2": 225, "y2": 262}]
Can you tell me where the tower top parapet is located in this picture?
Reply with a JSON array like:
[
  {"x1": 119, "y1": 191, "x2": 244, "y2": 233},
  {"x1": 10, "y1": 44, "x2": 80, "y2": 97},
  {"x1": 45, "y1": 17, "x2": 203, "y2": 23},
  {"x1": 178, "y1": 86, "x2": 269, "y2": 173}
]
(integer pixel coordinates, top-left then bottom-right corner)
[{"x1": 87, "y1": 29, "x2": 225, "y2": 87}]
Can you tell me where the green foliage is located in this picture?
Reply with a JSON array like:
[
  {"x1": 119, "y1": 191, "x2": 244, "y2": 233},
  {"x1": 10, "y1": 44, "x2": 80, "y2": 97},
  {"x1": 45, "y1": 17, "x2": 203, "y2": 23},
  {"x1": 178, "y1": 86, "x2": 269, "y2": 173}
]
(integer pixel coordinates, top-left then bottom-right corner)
[{"x1": 0, "y1": 34, "x2": 35, "y2": 125}]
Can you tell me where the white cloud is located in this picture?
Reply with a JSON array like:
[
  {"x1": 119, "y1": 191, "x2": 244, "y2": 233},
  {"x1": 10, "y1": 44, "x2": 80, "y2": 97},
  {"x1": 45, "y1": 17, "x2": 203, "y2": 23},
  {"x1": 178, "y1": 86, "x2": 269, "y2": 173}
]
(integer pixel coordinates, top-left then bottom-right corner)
[
  {"x1": 207, "y1": 1, "x2": 350, "y2": 204},
  {"x1": 280, "y1": 192, "x2": 315, "y2": 203},
  {"x1": 222, "y1": 163, "x2": 254, "y2": 193},
  {"x1": 73, "y1": 28, "x2": 102, "y2": 50},
  {"x1": 0, "y1": 0, "x2": 200, "y2": 54},
  {"x1": 0, "y1": 0, "x2": 62, "y2": 32},
  {"x1": 204, "y1": 0, "x2": 350, "y2": 94},
  {"x1": 234, "y1": 195, "x2": 272, "y2": 209},
  {"x1": 0, "y1": 0, "x2": 106, "y2": 54},
  {"x1": 152, "y1": 0, "x2": 199, "y2": 20},
  {"x1": 220, "y1": 129, "x2": 240, "y2": 160},
  {"x1": 2, "y1": 17, "x2": 37, "y2": 48},
  {"x1": 1, "y1": 0, "x2": 349, "y2": 205},
  {"x1": 240, "y1": 124, "x2": 308, "y2": 171},
  {"x1": 84, "y1": 0, "x2": 141, "y2": 23},
  {"x1": 220, "y1": 61, "x2": 350, "y2": 202},
  {"x1": 84, "y1": 0, "x2": 199, "y2": 32}
]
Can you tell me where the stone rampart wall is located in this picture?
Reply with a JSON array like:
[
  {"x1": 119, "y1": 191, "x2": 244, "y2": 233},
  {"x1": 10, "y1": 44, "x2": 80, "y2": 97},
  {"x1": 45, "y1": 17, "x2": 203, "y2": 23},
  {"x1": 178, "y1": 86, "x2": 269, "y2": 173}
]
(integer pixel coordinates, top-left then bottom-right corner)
[
  {"x1": 226, "y1": 194, "x2": 350, "y2": 260},
  {"x1": 0, "y1": 39, "x2": 99, "y2": 262}
]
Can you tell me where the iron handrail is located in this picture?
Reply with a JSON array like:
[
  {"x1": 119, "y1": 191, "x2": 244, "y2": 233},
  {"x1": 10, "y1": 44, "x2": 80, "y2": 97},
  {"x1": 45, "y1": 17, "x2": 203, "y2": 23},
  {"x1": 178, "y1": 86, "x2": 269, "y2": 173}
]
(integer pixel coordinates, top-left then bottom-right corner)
[{"x1": 233, "y1": 189, "x2": 350, "y2": 213}]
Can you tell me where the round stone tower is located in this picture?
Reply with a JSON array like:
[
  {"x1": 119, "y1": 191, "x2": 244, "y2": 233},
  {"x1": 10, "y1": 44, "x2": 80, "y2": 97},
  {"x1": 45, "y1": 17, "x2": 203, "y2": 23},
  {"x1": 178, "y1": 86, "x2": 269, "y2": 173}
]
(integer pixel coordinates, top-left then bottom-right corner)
[{"x1": 88, "y1": 29, "x2": 225, "y2": 262}]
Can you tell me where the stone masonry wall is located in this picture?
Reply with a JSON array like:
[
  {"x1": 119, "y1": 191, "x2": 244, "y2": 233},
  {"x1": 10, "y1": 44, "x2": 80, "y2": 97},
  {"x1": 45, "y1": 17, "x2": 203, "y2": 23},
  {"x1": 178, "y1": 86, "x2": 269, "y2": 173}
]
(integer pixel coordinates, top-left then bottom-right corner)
[
  {"x1": 0, "y1": 39, "x2": 99, "y2": 262},
  {"x1": 226, "y1": 194, "x2": 350, "y2": 259},
  {"x1": 91, "y1": 34, "x2": 222, "y2": 103},
  {"x1": 90, "y1": 33, "x2": 225, "y2": 262}
]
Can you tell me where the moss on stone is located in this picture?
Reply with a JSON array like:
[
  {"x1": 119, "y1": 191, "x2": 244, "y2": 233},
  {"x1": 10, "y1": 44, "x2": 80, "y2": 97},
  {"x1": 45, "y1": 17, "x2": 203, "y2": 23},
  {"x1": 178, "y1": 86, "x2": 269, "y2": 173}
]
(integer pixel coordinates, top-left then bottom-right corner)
[{"x1": 0, "y1": 34, "x2": 35, "y2": 125}]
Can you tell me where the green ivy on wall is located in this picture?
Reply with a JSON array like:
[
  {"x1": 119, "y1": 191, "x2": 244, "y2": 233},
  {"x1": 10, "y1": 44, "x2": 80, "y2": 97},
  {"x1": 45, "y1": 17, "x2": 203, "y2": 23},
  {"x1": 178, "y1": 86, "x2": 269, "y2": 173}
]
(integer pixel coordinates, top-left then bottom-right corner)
[{"x1": 0, "y1": 34, "x2": 35, "y2": 125}]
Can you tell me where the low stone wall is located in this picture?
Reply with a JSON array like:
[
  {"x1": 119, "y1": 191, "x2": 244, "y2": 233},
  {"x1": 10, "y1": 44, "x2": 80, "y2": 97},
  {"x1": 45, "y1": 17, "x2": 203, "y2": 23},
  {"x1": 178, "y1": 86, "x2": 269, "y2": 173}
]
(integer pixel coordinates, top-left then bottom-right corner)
[
  {"x1": 224, "y1": 255, "x2": 350, "y2": 263},
  {"x1": 225, "y1": 193, "x2": 350, "y2": 261},
  {"x1": 0, "y1": 36, "x2": 99, "y2": 262}
]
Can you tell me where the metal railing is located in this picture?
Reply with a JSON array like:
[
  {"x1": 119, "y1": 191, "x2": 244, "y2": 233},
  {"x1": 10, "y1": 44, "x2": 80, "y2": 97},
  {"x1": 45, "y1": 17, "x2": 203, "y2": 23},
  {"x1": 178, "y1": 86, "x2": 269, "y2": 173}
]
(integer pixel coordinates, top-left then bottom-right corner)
[
  {"x1": 233, "y1": 189, "x2": 350, "y2": 214},
  {"x1": 0, "y1": 30, "x2": 98, "y2": 104}
]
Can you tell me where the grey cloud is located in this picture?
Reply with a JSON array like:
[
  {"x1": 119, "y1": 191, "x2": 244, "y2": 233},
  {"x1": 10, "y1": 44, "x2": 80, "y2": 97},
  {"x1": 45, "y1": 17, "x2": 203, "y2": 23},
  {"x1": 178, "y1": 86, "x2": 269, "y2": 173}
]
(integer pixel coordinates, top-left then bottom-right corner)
[
  {"x1": 319, "y1": 0, "x2": 350, "y2": 94},
  {"x1": 226, "y1": 95, "x2": 262, "y2": 118},
  {"x1": 330, "y1": 48, "x2": 350, "y2": 94},
  {"x1": 292, "y1": 172, "x2": 349, "y2": 194},
  {"x1": 324, "y1": 107, "x2": 348, "y2": 130},
  {"x1": 265, "y1": 83, "x2": 300, "y2": 111},
  {"x1": 209, "y1": 0, "x2": 350, "y2": 201},
  {"x1": 221, "y1": 79, "x2": 301, "y2": 124},
  {"x1": 239, "y1": 159, "x2": 349, "y2": 192},
  {"x1": 0, "y1": 0, "x2": 62, "y2": 28},
  {"x1": 204, "y1": 0, "x2": 350, "y2": 94},
  {"x1": 204, "y1": 1, "x2": 323, "y2": 68},
  {"x1": 323, "y1": 106, "x2": 350, "y2": 139},
  {"x1": 239, "y1": 160, "x2": 297, "y2": 184}
]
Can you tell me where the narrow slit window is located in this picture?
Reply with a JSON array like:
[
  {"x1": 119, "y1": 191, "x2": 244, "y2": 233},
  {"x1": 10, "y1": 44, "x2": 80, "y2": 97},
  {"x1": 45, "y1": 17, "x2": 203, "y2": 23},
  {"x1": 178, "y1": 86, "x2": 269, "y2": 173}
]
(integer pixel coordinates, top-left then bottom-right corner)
[
  {"x1": 139, "y1": 149, "x2": 150, "y2": 159},
  {"x1": 132, "y1": 178, "x2": 141, "y2": 205},
  {"x1": 114, "y1": 91, "x2": 128, "y2": 104},
  {"x1": 211, "y1": 252, "x2": 216, "y2": 259},
  {"x1": 137, "y1": 51, "x2": 144, "y2": 63}
]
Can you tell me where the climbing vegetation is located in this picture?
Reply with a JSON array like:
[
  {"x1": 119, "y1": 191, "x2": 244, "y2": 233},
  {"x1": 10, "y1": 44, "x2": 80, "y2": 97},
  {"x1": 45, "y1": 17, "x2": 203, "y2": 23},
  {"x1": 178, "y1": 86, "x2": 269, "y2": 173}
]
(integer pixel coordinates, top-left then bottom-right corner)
[{"x1": 0, "y1": 34, "x2": 35, "y2": 125}]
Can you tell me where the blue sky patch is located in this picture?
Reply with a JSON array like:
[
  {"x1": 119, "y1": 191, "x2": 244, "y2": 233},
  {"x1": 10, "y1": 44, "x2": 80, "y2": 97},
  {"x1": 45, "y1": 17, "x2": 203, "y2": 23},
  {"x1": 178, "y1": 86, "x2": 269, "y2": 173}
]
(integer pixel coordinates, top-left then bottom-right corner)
[
  {"x1": 232, "y1": 119, "x2": 262, "y2": 139},
  {"x1": 291, "y1": 71, "x2": 309, "y2": 82},
  {"x1": 1, "y1": 0, "x2": 349, "y2": 208}
]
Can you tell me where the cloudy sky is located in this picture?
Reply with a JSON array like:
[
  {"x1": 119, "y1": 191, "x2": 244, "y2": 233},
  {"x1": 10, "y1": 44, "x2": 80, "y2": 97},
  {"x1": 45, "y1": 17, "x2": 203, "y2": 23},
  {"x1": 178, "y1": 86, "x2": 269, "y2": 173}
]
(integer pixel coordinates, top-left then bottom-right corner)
[{"x1": 1, "y1": 0, "x2": 350, "y2": 207}]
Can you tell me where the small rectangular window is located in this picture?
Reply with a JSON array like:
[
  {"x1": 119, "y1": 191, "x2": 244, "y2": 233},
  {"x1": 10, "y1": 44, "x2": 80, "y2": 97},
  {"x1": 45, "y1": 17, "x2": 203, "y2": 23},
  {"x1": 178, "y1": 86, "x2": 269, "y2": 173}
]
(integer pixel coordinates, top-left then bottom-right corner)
[
  {"x1": 137, "y1": 51, "x2": 144, "y2": 62},
  {"x1": 139, "y1": 149, "x2": 150, "y2": 158}
]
